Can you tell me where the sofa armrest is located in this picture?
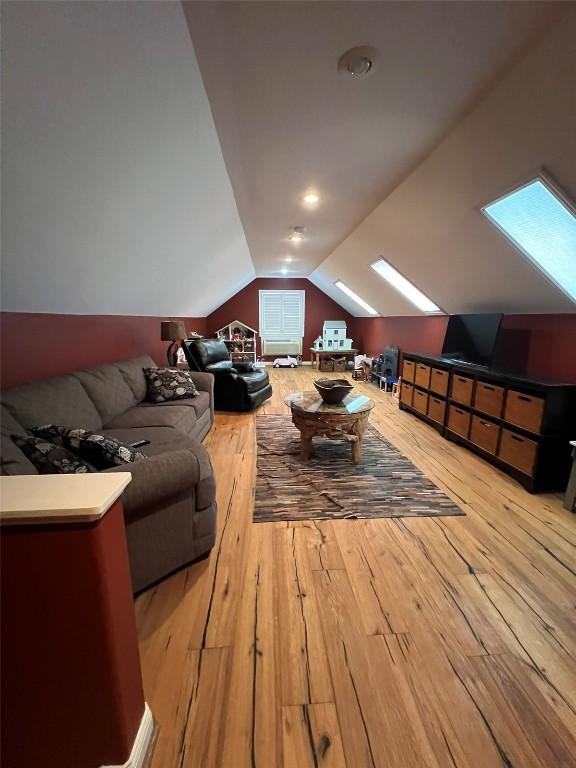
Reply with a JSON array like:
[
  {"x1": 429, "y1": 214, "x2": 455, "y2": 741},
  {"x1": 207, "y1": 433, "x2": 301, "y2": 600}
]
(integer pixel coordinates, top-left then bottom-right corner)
[
  {"x1": 187, "y1": 371, "x2": 215, "y2": 420},
  {"x1": 103, "y1": 450, "x2": 199, "y2": 518}
]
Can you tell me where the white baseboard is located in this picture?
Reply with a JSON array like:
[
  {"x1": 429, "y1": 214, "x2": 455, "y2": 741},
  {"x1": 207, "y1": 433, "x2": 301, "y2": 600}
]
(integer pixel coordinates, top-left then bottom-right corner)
[{"x1": 102, "y1": 703, "x2": 155, "y2": 768}]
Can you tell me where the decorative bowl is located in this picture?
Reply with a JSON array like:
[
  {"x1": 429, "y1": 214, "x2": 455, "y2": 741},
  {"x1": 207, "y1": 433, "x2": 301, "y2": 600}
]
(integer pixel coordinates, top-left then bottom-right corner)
[{"x1": 314, "y1": 378, "x2": 354, "y2": 404}]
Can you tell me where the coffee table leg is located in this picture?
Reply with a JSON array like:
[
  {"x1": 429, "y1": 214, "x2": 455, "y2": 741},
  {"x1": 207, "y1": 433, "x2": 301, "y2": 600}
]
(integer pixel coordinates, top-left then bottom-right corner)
[
  {"x1": 351, "y1": 412, "x2": 369, "y2": 463},
  {"x1": 301, "y1": 435, "x2": 313, "y2": 460}
]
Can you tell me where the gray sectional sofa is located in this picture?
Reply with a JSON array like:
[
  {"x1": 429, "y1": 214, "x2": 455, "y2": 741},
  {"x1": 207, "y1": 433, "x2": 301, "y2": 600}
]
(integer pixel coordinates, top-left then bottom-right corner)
[{"x1": 0, "y1": 355, "x2": 217, "y2": 593}]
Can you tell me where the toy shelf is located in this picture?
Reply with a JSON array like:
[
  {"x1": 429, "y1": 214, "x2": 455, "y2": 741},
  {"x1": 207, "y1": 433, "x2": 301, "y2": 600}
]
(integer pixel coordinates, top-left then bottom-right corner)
[{"x1": 216, "y1": 320, "x2": 258, "y2": 363}]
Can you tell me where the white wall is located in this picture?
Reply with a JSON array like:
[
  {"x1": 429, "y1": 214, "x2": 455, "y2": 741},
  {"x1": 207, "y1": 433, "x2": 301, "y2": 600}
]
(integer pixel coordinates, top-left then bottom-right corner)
[
  {"x1": 1, "y1": 1, "x2": 254, "y2": 317},
  {"x1": 312, "y1": 11, "x2": 576, "y2": 316}
]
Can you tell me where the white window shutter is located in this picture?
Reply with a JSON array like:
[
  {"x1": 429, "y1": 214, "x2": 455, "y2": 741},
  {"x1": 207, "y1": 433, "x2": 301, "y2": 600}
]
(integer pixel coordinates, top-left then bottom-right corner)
[
  {"x1": 259, "y1": 290, "x2": 305, "y2": 338},
  {"x1": 282, "y1": 292, "x2": 304, "y2": 336},
  {"x1": 260, "y1": 292, "x2": 283, "y2": 335}
]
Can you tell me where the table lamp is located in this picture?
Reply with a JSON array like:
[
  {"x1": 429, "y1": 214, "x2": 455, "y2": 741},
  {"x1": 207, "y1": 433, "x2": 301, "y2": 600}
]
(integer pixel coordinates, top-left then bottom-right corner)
[{"x1": 161, "y1": 320, "x2": 187, "y2": 366}]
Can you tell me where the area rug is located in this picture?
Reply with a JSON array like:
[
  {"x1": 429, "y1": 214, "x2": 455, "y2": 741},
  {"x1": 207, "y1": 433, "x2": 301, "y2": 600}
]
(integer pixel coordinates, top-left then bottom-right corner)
[{"x1": 254, "y1": 415, "x2": 464, "y2": 523}]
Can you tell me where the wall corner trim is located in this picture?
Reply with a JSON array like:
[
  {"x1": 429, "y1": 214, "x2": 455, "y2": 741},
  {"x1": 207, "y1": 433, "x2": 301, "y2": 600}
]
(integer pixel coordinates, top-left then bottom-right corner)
[{"x1": 101, "y1": 703, "x2": 155, "y2": 768}]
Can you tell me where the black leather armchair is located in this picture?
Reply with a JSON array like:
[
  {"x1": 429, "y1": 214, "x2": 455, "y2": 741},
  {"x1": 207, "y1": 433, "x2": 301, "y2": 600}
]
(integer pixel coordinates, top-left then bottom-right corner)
[{"x1": 182, "y1": 339, "x2": 273, "y2": 412}]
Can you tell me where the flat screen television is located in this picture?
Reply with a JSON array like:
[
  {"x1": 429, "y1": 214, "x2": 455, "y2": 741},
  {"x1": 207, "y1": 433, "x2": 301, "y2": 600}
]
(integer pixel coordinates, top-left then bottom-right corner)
[{"x1": 442, "y1": 313, "x2": 503, "y2": 368}]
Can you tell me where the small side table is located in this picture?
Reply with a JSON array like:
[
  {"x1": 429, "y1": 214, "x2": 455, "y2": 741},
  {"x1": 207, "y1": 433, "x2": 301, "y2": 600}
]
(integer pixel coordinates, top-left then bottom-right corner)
[{"x1": 564, "y1": 440, "x2": 576, "y2": 512}]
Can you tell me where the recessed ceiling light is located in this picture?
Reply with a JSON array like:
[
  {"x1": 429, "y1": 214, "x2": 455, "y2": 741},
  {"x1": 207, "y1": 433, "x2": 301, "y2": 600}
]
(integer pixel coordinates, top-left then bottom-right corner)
[
  {"x1": 303, "y1": 192, "x2": 320, "y2": 206},
  {"x1": 370, "y1": 258, "x2": 442, "y2": 313},
  {"x1": 338, "y1": 46, "x2": 378, "y2": 78},
  {"x1": 285, "y1": 256, "x2": 293, "y2": 262},
  {"x1": 335, "y1": 280, "x2": 378, "y2": 315},
  {"x1": 281, "y1": 267, "x2": 288, "y2": 275}
]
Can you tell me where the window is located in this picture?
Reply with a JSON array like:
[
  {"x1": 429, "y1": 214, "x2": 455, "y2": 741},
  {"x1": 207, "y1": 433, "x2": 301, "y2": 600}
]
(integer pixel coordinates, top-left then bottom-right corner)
[
  {"x1": 259, "y1": 290, "x2": 305, "y2": 337},
  {"x1": 334, "y1": 280, "x2": 378, "y2": 315},
  {"x1": 482, "y1": 176, "x2": 576, "y2": 302},
  {"x1": 370, "y1": 258, "x2": 441, "y2": 313}
]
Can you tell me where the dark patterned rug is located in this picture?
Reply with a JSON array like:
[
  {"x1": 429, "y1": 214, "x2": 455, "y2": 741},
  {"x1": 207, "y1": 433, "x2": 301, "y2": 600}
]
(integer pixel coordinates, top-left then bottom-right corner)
[{"x1": 254, "y1": 415, "x2": 464, "y2": 523}]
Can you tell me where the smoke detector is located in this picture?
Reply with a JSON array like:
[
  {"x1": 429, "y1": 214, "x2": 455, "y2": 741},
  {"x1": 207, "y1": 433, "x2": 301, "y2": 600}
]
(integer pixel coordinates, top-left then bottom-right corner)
[
  {"x1": 338, "y1": 46, "x2": 378, "y2": 78},
  {"x1": 288, "y1": 226, "x2": 306, "y2": 243}
]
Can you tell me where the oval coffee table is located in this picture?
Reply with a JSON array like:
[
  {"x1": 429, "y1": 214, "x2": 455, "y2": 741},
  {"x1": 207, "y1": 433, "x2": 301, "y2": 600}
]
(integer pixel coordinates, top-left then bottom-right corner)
[{"x1": 284, "y1": 391, "x2": 375, "y2": 463}]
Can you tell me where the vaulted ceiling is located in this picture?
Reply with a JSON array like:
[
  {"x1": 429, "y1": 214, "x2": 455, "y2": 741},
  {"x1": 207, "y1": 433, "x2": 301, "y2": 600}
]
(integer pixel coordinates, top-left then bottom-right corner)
[
  {"x1": 184, "y1": 0, "x2": 568, "y2": 279},
  {"x1": 1, "y1": 0, "x2": 254, "y2": 317},
  {"x1": 2, "y1": 1, "x2": 575, "y2": 320}
]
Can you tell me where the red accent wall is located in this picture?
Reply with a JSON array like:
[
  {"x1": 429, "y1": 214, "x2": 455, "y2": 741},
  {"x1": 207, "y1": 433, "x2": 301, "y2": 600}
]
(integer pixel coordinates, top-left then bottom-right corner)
[
  {"x1": 0, "y1": 313, "x2": 207, "y2": 388},
  {"x1": 498, "y1": 314, "x2": 576, "y2": 381},
  {"x1": 206, "y1": 278, "x2": 354, "y2": 360},
  {"x1": 354, "y1": 315, "x2": 449, "y2": 362},
  {"x1": 2, "y1": 305, "x2": 574, "y2": 386},
  {"x1": 355, "y1": 313, "x2": 576, "y2": 382}
]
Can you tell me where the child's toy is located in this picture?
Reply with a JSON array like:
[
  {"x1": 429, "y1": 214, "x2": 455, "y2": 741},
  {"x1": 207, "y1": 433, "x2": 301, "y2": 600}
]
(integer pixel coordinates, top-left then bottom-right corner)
[{"x1": 273, "y1": 356, "x2": 299, "y2": 368}]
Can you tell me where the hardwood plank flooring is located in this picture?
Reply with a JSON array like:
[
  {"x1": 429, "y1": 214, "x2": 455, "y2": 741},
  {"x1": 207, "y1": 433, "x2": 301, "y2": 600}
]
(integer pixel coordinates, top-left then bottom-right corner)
[{"x1": 136, "y1": 367, "x2": 576, "y2": 767}]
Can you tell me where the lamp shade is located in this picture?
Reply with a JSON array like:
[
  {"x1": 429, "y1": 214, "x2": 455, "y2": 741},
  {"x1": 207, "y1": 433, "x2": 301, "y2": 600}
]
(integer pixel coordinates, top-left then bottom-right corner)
[{"x1": 161, "y1": 320, "x2": 187, "y2": 341}]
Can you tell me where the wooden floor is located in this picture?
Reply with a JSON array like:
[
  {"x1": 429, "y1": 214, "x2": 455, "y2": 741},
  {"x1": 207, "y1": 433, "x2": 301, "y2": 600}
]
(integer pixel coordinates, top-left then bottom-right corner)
[{"x1": 136, "y1": 367, "x2": 576, "y2": 768}]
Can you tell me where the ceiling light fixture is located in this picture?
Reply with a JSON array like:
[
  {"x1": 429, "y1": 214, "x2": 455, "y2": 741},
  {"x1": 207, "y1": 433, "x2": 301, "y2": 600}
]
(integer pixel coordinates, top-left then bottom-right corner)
[
  {"x1": 338, "y1": 46, "x2": 378, "y2": 78},
  {"x1": 370, "y1": 258, "x2": 442, "y2": 313},
  {"x1": 335, "y1": 280, "x2": 378, "y2": 315},
  {"x1": 281, "y1": 267, "x2": 288, "y2": 275},
  {"x1": 288, "y1": 226, "x2": 305, "y2": 243},
  {"x1": 303, "y1": 192, "x2": 320, "y2": 206}
]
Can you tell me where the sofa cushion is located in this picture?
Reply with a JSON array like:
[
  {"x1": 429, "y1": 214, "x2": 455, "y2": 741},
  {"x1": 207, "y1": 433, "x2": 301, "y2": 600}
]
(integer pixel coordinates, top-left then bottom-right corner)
[
  {"x1": 1, "y1": 375, "x2": 103, "y2": 431},
  {"x1": 102, "y1": 426, "x2": 195, "y2": 452},
  {"x1": 11, "y1": 434, "x2": 96, "y2": 474},
  {"x1": 32, "y1": 426, "x2": 146, "y2": 470},
  {"x1": 138, "y1": 392, "x2": 210, "y2": 420},
  {"x1": 74, "y1": 364, "x2": 137, "y2": 425},
  {"x1": 105, "y1": 404, "x2": 197, "y2": 435},
  {"x1": 0, "y1": 405, "x2": 37, "y2": 475},
  {"x1": 115, "y1": 355, "x2": 156, "y2": 402},
  {"x1": 144, "y1": 368, "x2": 198, "y2": 404}
]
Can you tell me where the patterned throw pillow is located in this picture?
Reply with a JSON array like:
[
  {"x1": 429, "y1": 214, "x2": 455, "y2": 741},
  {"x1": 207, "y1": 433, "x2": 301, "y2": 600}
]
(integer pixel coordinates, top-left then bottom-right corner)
[
  {"x1": 144, "y1": 367, "x2": 199, "y2": 404},
  {"x1": 32, "y1": 426, "x2": 146, "y2": 471},
  {"x1": 11, "y1": 434, "x2": 96, "y2": 474}
]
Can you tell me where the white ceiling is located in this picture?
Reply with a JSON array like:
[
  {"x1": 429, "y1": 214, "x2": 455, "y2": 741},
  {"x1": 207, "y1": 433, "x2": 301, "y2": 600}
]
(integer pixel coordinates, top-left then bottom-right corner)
[
  {"x1": 1, "y1": 1, "x2": 254, "y2": 317},
  {"x1": 311, "y1": 8, "x2": 576, "y2": 316},
  {"x1": 184, "y1": 0, "x2": 566, "y2": 279}
]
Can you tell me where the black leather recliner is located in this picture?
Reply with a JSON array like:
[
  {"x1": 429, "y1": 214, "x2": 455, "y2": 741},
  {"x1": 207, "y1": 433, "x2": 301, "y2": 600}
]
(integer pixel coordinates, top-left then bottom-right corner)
[{"x1": 182, "y1": 339, "x2": 273, "y2": 412}]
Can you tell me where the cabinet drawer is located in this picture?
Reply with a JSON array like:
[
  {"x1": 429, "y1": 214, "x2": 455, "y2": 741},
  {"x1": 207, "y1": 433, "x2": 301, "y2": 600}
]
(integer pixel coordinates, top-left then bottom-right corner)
[
  {"x1": 498, "y1": 428, "x2": 538, "y2": 475},
  {"x1": 414, "y1": 363, "x2": 431, "y2": 389},
  {"x1": 475, "y1": 382, "x2": 504, "y2": 418},
  {"x1": 451, "y1": 375, "x2": 474, "y2": 406},
  {"x1": 430, "y1": 368, "x2": 449, "y2": 397},
  {"x1": 412, "y1": 389, "x2": 429, "y2": 414},
  {"x1": 400, "y1": 381, "x2": 414, "y2": 407},
  {"x1": 447, "y1": 405, "x2": 471, "y2": 438},
  {"x1": 402, "y1": 360, "x2": 415, "y2": 383},
  {"x1": 504, "y1": 390, "x2": 545, "y2": 433},
  {"x1": 427, "y1": 395, "x2": 446, "y2": 424},
  {"x1": 470, "y1": 415, "x2": 500, "y2": 455}
]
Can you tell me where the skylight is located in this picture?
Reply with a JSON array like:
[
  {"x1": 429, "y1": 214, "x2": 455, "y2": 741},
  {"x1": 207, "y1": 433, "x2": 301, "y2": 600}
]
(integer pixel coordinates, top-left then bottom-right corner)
[
  {"x1": 482, "y1": 177, "x2": 576, "y2": 303},
  {"x1": 334, "y1": 280, "x2": 378, "y2": 315},
  {"x1": 370, "y1": 258, "x2": 441, "y2": 313}
]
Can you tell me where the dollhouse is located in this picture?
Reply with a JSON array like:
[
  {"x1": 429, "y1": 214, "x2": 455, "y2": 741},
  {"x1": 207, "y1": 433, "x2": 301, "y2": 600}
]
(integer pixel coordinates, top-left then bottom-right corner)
[{"x1": 313, "y1": 320, "x2": 353, "y2": 351}]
